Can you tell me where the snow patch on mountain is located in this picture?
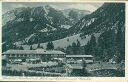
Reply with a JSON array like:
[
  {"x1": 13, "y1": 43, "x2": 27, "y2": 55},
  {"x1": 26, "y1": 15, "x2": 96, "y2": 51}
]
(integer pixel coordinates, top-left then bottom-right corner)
[
  {"x1": 25, "y1": 34, "x2": 36, "y2": 43},
  {"x1": 86, "y1": 18, "x2": 96, "y2": 26},
  {"x1": 61, "y1": 25, "x2": 71, "y2": 29},
  {"x1": 2, "y1": 11, "x2": 16, "y2": 26},
  {"x1": 40, "y1": 28, "x2": 49, "y2": 32},
  {"x1": 43, "y1": 6, "x2": 49, "y2": 15},
  {"x1": 39, "y1": 24, "x2": 57, "y2": 32}
]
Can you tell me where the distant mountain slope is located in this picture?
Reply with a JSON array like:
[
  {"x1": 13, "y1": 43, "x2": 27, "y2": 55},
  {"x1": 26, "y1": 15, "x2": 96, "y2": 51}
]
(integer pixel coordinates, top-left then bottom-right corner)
[
  {"x1": 69, "y1": 3, "x2": 125, "y2": 35},
  {"x1": 2, "y1": 6, "x2": 72, "y2": 26},
  {"x1": 62, "y1": 8, "x2": 91, "y2": 23},
  {"x1": 2, "y1": 5, "x2": 90, "y2": 50}
]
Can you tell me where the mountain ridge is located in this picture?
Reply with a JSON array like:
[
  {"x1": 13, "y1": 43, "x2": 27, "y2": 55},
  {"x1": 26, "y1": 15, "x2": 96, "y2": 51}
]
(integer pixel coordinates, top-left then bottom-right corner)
[{"x1": 2, "y1": 5, "x2": 90, "y2": 48}]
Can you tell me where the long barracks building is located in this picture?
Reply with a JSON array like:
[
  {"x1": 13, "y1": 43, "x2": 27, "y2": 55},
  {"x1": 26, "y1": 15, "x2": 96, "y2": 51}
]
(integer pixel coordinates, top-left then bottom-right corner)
[
  {"x1": 2, "y1": 48, "x2": 94, "y2": 64},
  {"x1": 2, "y1": 49, "x2": 66, "y2": 62}
]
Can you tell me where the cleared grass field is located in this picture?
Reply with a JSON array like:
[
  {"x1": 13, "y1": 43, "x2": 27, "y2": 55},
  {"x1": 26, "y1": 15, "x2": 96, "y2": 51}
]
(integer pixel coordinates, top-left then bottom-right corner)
[{"x1": 5, "y1": 61, "x2": 58, "y2": 71}]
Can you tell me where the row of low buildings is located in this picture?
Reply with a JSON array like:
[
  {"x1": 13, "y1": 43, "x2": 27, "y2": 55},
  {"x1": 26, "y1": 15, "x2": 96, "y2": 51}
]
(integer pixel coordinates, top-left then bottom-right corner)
[{"x1": 2, "y1": 48, "x2": 94, "y2": 63}]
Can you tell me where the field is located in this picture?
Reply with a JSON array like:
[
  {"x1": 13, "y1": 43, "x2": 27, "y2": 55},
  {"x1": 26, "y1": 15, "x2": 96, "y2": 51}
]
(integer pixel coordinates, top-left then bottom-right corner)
[{"x1": 2, "y1": 61, "x2": 125, "y2": 77}]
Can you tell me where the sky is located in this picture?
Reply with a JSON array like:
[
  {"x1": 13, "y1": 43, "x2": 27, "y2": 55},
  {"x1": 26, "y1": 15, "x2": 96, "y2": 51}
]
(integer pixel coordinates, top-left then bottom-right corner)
[{"x1": 2, "y1": 2, "x2": 103, "y2": 14}]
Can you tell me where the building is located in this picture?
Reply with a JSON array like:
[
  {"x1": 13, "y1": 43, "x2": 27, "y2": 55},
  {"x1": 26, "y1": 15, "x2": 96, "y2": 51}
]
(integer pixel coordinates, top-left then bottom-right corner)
[
  {"x1": 66, "y1": 55, "x2": 94, "y2": 63},
  {"x1": 2, "y1": 49, "x2": 66, "y2": 62}
]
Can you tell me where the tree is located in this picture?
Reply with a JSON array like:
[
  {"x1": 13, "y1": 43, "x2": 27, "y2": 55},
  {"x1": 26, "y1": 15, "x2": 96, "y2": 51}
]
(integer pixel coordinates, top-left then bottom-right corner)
[
  {"x1": 89, "y1": 34, "x2": 96, "y2": 55},
  {"x1": 90, "y1": 35, "x2": 96, "y2": 48},
  {"x1": 37, "y1": 43, "x2": 41, "y2": 48},
  {"x1": 56, "y1": 47, "x2": 65, "y2": 52},
  {"x1": 8, "y1": 43, "x2": 14, "y2": 49},
  {"x1": 94, "y1": 46, "x2": 103, "y2": 61},
  {"x1": 13, "y1": 44, "x2": 17, "y2": 49},
  {"x1": 46, "y1": 42, "x2": 51, "y2": 50},
  {"x1": 82, "y1": 59, "x2": 88, "y2": 75},
  {"x1": 2, "y1": 59, "x2": 7, "y2": 67},
  {"x1": 72, "y1": 42, "x2": 77, "y2": 54},
  {"x1": 40, "y1": 46, "x2": 44, "y2": 49},
  {"x1": 67, "y1": 38, "x2": 69, "y2": 42},
  {"x1": 103, "y1": 49, "x2": 109, "y2": 62},
  {"x1": 46, "y1": 42, "x2": 54, "y2": 50},
  {"x1": 76, "y1": 39, "x2": 81, "y2": 54},
  {"x1": 50, "y1": 42, "x2": 54, "y2": 50},
  {"x1": 30, "y1": 45, "x2": 33, "y2": 50},
  {"x1": 84, "y1": 42, "x2": 91, "y2": 55},
  {"x1": 76, "y1": 39, "x2": 81, "y2": 47},
  {"x1": 19, "y1": 46, "x2": 24, "y2": 50},
  {"x1": 97, "y1": 29, "x2": 119, "y2": 61},
  {"x1": 66, "y1": 45, "x2": 73, "y2": 54},
  {"x1": 99, "y1": 30, "x2": 116, "y2": 49},
  {"x1": 84, "y1": 34, "x2": 97, "y2": 57},
  {"x1": 2, "y1": 43, "x2": 8, "y2": 52},
  {"x1": 116, "y1": 27, "x2": 125, "y2": 63}
]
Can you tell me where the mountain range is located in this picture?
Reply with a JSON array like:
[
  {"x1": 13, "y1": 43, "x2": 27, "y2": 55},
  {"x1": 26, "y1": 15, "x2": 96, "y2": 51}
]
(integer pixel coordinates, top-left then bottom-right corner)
[
  {"x1": 2, "y1": 3, "x2": 125, "y2": 62},
  {"x1": 2, "y1": 5, "x2": 90, "y2": 46}
]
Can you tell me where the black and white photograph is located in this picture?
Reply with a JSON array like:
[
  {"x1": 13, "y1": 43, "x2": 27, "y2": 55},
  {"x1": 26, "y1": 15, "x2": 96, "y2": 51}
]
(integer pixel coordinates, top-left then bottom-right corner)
[{"x1": 2, "y1": 2, "x2": 125, "y2": 77}]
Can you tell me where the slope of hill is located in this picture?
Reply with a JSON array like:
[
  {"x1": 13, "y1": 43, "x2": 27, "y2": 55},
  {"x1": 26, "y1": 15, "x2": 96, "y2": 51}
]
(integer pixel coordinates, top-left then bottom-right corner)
[
  {"x1": 15, "y1": 33, "x2": 100, "y2": 50},
  {"x1": 69, "y1": 3, "x2": 125, "y2": 62}
]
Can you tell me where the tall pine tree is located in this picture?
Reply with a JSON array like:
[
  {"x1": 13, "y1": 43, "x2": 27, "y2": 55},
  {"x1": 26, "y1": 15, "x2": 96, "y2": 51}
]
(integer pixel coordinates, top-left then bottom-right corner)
[
  {"x1": 89, "y1": 34, "x2": 96, "y2": 55},
  {"x1": 72, "y1": 42, "x2": 77, "y2": 54},
  {"x1": 30, "y1": 45, "x2": 33, "y2": 50},
  {"x1": 76, "y1": 39, "x2": 81, "y2": 54},
  {"x1": 37, "y1": 43, "x2": 41, "y2": 48},
  {"x1": 19, "y1": 46, "x2": 24, "y2": 50},
  {"x1": 46, "y1": 42, "x2": 54, "y2": 50},
  {"x1": 116, "y1": 27, "x2": 125, "y2": 63}
]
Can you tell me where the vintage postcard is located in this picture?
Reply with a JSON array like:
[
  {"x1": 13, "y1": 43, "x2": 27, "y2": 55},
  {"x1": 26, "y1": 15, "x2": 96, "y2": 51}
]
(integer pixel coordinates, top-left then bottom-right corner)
[{"x1": 0, "y1": 0, "x2": 128, "y2": 82}]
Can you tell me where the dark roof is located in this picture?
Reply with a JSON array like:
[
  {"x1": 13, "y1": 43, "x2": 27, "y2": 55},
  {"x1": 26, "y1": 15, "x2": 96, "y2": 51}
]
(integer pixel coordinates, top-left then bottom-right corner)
[
  {"x1": 3, "y1": 49, "x2": 65, "y2": 55},
  {"x1": 66, "y1": 55, "x2": 93, "y2": 58}
]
